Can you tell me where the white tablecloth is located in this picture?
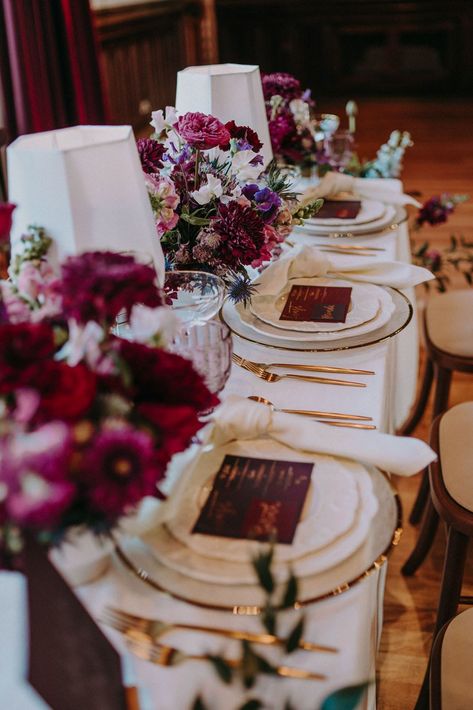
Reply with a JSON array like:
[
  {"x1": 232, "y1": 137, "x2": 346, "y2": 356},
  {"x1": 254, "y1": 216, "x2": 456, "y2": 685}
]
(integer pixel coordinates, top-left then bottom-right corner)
[{"x1": 0, "y1": 179, "x2": 418, "y2": 710}]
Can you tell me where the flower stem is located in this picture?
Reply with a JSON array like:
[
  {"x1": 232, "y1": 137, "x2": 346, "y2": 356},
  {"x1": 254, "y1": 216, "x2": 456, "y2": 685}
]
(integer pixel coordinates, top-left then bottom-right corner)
[{"x1": 194, "y1": 149, "x2": 201, "y2": 190}]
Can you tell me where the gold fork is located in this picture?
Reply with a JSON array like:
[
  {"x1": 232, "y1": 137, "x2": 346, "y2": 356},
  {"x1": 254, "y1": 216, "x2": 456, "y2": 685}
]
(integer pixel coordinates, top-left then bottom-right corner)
[
  {"x1": 125, "y1": 633, "x2": 327, "y2": 681},
  {"x1": 101, "y1": 607, "x2": 337, "y2": 654},
  {"x1": 236, "y1": 358, "x2": 365, "y2": 388},
  {"x1": 233, "y1": 353, "x2": 374, "y2": 376}
]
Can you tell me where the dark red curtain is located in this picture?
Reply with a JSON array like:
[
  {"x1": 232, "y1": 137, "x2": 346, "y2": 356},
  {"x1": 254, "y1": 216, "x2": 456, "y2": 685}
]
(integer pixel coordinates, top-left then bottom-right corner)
[{"x1": 0, "y1": 0, "x2": 108, "y2": 141}]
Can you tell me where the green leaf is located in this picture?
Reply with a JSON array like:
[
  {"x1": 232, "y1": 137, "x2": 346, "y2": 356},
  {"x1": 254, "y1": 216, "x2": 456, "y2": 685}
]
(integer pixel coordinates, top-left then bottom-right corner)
[
  {"x1": 180, "y1": 212, "x2": 211, "y2": 227},
  {"x1": 252, "y1": 547, "x2": 275, "y2": 595},
  {"x1": 285, "y1": 616, "x2": 305, "y2": 654},
  {"x1": 192, "y1": 698, "x2": 209, "y2": 710},
  {"x1": 281, "y1": 572, "x2": 298, "y2": 609},
  {"x1": 208, "y1": 655, "x2": 233, "y2": 684},
  {"x1": 320, "y1": 682, "x2": 370, "y2": 710},
  {"x1": 238, "y1": 700, "x2": 263, "y2": 710}
]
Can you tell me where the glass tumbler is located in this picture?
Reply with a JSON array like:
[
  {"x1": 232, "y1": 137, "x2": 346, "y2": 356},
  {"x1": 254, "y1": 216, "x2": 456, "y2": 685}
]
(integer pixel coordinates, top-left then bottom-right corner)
[
  {"x1": 324, "y1": 130, "x2": 355, "y2": 170},
  {"x1": 163, "y1": 271, "x2": 226, "y2": 325},
  {"x1": 169, "y1": 320, "x2": 233, "y2": 396}
]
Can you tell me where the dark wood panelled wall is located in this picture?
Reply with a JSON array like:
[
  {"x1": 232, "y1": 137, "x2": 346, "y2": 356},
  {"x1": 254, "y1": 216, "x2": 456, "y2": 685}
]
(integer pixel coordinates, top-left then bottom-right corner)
[
  {"x1": 94, "y1": 0, "x2": 473, "y2": 131},
  {"x1": 94, "y1": 0, "x2": 218, "y2": 132}
]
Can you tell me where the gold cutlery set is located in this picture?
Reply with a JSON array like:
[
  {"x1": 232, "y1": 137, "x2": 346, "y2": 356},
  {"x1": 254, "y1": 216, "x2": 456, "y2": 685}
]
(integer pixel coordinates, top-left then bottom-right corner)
[
  {"x1": 101, "y1": 606, "x2": 337, "y2": 681},
  {"x1": 233, "y1": 354, "x2": 376, "y2": 429}
]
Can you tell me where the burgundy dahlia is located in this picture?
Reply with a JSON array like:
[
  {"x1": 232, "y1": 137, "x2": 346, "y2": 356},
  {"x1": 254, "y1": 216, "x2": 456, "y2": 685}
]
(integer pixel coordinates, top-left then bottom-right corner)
[
  {"x1": 267, "y1": 112, "x2": 297, "y2": 153},
  {"x1": 175, "y1": 112, "x2": 231, "y2": 150},
  {"x1": 80, "y1": 426, "x2": 164, "y2": 517},
  {"x1": 262, "y1": 72, "x2": 302, "y2": 101},
  {"x1": 59, "y1": 251, "x2": 163, "y2": 324},
  {"x1": 118, "y1": 339, "x2": 218, "y2": 413},
  {"x1": 211, "y1": 201, "x2": 266, "y2": 268},
  {"x1": 223, "y1": 121, "x2": 263, "y2": 153},
  {"x1": 0, "y1": 322, "x2": 55, "y2": 394},
  {"x1": 137, "y1": 138, "x2": 165, "y2": 173},
  {"x1": 25, "y1": 361, "x2": 97, "y2": 422}
]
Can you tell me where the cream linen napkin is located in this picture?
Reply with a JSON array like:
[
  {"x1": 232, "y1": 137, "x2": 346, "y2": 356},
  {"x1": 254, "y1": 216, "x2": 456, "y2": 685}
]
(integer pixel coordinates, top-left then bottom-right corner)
[
  {"x1": 211, "y1": 396, "x2": 436, "y2": 477},
  {"x1": 300, "y1": 171, "x2": 422, "y2": 208},
  {"x1": 254, "y1": 244, "x2": 433, "y2": 295}
]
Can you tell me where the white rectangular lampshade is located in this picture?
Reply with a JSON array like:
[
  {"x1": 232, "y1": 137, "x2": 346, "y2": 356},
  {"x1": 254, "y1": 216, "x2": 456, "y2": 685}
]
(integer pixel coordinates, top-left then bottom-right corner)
[
  {"x1": 7, "y1": 125, "x2": 164, "y2": 283},
  {"x1": 175, "y1": 63, "x2": 273, "y2": 167}
]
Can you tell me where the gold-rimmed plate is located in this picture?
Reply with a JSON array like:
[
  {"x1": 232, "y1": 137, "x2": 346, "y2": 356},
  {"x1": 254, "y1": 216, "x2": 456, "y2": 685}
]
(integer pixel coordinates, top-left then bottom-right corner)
[
  {"x1": 220, "y1": 286, "x2": 413, "y2": 353},
  {"x1": 114, "y1": 468, "x2": 401, "y2": 614},
  {"x1": 295, "y1": 205, "x2": 408, "y2": 238}
]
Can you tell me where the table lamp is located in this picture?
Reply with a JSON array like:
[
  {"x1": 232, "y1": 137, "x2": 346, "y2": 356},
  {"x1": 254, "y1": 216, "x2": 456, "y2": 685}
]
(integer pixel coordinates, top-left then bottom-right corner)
[
  {"x1": 7, "y1": 125, "x2": 165, "y2": 283},
  {"x1": 175, "y1": 63, "x2": 273, "y2": 167}
]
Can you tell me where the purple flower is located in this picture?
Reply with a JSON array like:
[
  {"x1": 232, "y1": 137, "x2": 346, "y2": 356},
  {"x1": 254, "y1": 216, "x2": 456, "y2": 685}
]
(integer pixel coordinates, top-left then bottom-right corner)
[
  {"x1": 137, "y1": 138, "x2": 165, "y2": 173},
  {"x1": 416, "y1": 194, "x2": 455, "y2": 228},
  {"x1": 1, "y1": 422, "x2": 75, "y2": 528},
  {"x1": 268, "y1": 113, "x2": 296, "y2": 153},
  {"x1": 211, "y1": 201, "x2": 266, "y2": 268},
  {"x1": 242, "y1": 184, "x2": 282, "y2": 223},
  {"x1": 79, "y1": 426, "x2": 164, "y2": 518}
]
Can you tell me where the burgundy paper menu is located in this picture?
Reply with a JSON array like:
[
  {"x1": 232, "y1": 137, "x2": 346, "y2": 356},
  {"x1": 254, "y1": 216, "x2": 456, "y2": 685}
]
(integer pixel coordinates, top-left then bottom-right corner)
[
  {"x1": 279, "y1": 284, "x2": 352, "y2": 324},
  {"x1": 315, "y1": 200, "x2": 362, "y2": 220},
  {"x1": 192, "y1": 455, "x2": 313, "y2": 544}
]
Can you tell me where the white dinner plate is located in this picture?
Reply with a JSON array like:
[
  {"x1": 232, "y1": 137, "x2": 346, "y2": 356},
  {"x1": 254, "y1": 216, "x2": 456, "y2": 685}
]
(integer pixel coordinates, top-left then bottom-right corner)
[
  {"x1": 249, "y1": 278, "x2": 381, "y2": 334},
  {"x1": 295, "y1": 204, "x2": 397, "y2": 236},
  {"x1": 306, "y1": 198, "x2": 386, "y2": 227},
  {"x1": 237, "y1": 285, "x2": 395, "y2": 343}
]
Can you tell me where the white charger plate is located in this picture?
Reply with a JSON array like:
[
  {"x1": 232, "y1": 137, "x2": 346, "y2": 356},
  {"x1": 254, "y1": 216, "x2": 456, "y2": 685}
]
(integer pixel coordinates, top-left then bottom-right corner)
[
  {"x1": 141, "y1": 440, "x2": 378, "y2": 584},
  {"x1": 306, "y1": 198, "x2": 386, "y2": 227},
  {"x1": 249, "y1": 278, "x2": 381, "y2": 334}
]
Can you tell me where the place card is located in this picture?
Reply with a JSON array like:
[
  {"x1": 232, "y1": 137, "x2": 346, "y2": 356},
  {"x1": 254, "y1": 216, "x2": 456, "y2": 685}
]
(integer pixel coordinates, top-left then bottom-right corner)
[
  {"x1": 24, "y1": 535, "x2": 127, "y2": 710},
  {"x1": 279, "y1": 284, "x2": 352, "y2": 323},
  {"x1": 192, "y1": 455, "x2": 313, "y2": 544},
  {"x1": 314, "y1": 200, "x2": 362, "y2": 220}
]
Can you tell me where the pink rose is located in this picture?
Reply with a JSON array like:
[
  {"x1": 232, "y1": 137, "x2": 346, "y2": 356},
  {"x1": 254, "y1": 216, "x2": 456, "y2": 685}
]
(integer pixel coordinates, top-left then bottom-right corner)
[{"x1": 175, "y1": 112, "x2": 231, "y2": 150}]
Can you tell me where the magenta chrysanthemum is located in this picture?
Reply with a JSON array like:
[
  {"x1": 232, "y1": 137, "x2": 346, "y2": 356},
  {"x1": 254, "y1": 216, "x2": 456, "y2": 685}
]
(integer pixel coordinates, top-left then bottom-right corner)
[{"x1": 262, "y1": 72, "x2": 302, "y2": 101}]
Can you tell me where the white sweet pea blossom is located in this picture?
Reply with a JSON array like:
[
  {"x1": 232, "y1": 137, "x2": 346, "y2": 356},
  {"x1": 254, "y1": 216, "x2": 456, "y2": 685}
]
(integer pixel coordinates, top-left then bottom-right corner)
[
  {"x1": 129, "y1": 304, "x2": 179, "y2": 346},
  {"x1": 56, "y1": 319, "x2": 105, "y2": 369},
  {"x1": 190, "y1": 174, "x2": 223, "y2": 205},
  {"x1": 231, "y1": 150, "x2": 264, "y2": 181},
  {"x1": 150, "y1": 106, "x2": 177, "y2": 135},
  {"x1": 289, "y1": 98, "x2": 310, "y2": 126}
]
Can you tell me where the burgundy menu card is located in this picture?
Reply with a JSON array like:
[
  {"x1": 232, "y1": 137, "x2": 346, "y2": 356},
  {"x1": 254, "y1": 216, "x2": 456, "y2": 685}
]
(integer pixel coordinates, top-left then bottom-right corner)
[
  {"x1": 24, "y1": 536, "x2": 127, "y2": 710},
  {"x1": 279, "y1": 284, "x2": 352, "y2": 324},
  {"x1": 315, "y1": 200, "x2": 362, "y2": 220},
  {"x1": 192, "y1": 455, "x2": 313, "y2": 544}
]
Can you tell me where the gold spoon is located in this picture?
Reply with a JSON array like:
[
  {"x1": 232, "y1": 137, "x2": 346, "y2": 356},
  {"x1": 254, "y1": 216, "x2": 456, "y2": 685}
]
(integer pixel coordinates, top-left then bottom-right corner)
[{"x1": 248, "y1": 396, "x2": 376, "y2": 429}]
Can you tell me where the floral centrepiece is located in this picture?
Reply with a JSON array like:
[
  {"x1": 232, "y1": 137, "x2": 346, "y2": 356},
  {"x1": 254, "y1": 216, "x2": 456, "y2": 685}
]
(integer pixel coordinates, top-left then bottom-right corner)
[
  {"x1": 138, "y1": 107, "x2": 321, "y2": 302},
  {"x1": 262, "y1": 72, "x2": 316, "y2": 169},
  {"x1": 0, "y1": 238, "x2": 216, "y2": 561}
]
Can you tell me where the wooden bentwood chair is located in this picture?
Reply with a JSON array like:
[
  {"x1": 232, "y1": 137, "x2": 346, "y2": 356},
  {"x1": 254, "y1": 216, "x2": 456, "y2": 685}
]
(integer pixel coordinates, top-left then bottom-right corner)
[
  {"x1": 413, "y1": 402, "x2": 473, "y2": 709},
  {"x1": 401, "y1": 290, "x2": 473, "y2": 576},
  {"x1": 430, "y1": 607, "x2": 473, "y2": 710}
]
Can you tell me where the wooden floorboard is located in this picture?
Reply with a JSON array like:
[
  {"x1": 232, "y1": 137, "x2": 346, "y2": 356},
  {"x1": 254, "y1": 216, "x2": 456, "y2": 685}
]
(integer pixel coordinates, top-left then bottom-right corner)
[{"x1": 324, "y1": 97, "x2": 473, "y2": 709}]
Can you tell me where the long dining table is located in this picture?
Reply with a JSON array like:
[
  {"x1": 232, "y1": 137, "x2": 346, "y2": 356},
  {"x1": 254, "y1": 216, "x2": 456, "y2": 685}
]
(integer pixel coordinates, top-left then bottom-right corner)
[{"x1": 2, "y1": 178, "x2": 419, "y2": 709}]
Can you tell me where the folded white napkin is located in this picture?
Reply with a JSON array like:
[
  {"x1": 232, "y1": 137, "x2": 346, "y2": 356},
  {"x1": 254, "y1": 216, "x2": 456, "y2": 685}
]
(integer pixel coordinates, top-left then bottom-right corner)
[
  {"x1": 254, "y1": 244, "x2": 433, "y2": 295},
  {"x1": 211, "y1": 396, "x2": 436, "y2": 477},
  {"x1": 301, "y1": 172, "x2": 422, "y2": 208}
]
